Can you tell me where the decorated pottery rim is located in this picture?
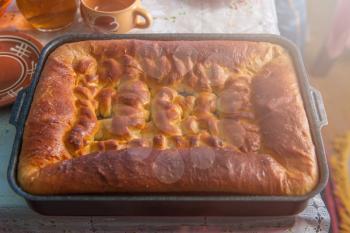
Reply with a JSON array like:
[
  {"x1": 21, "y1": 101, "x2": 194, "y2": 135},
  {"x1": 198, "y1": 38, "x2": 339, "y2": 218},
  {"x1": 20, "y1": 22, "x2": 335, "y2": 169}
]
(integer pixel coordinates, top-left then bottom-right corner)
[{"x1": 0, "y1": 31, "x2": 42, "y2": 107}]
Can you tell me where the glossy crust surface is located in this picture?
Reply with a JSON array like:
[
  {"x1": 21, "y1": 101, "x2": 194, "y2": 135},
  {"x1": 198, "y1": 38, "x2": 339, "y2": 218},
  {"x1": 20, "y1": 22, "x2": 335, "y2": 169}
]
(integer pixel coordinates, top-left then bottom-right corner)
[{"x1": 18, "y1": 39, "x2": 318, "y2": 195}]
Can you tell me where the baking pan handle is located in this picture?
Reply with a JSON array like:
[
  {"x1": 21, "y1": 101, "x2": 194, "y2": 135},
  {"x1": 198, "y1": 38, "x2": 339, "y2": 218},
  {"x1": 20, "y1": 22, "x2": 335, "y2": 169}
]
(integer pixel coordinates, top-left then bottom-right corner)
[
  {"x1": 9, "y1": 88, "x2": 27, "y2": 126},
  {"x1": 310, "y1": 87, "x2": 328, "y2": 128}
]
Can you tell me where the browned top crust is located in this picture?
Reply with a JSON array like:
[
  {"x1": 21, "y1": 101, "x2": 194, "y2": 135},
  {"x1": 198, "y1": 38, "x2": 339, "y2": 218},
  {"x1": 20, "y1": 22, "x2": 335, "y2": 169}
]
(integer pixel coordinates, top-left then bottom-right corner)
[{"x1": 18, "y1": 39, "x2": 318, "y2": 195}]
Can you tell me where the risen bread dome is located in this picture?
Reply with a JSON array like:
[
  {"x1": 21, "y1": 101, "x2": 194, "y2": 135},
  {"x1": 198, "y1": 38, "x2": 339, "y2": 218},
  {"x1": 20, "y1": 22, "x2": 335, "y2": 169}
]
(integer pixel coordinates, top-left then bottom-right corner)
[{"x1": 18, "y1": 39, "x2": 318, "y2": 195}]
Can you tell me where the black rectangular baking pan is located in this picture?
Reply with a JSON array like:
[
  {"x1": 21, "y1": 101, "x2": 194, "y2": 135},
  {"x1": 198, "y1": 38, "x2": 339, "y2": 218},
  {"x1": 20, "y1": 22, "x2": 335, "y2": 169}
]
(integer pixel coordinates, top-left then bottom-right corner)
[{"x1": 7, "y1": 33, "x2": 329, "y2": 216}]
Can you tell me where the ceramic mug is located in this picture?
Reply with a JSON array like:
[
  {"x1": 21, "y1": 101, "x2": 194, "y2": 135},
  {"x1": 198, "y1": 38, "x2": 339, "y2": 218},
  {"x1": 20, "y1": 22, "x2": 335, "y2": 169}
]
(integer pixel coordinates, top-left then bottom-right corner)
[{"x1": 80, "y1": 0, "x2": 152, "y2": 33}]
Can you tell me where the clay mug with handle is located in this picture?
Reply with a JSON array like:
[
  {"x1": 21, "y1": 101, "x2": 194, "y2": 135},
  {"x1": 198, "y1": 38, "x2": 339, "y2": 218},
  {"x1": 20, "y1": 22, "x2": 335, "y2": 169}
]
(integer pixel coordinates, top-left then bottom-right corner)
[{"x1": 80, "y1": 0, "x2": 152, "y2": 33}]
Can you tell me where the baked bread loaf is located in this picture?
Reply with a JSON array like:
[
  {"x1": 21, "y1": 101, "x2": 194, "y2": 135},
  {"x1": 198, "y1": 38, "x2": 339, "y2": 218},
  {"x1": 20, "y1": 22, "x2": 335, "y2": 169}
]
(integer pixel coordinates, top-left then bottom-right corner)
[{"x1": 18, "y1": 39, "x2": 318, "y2": 195}]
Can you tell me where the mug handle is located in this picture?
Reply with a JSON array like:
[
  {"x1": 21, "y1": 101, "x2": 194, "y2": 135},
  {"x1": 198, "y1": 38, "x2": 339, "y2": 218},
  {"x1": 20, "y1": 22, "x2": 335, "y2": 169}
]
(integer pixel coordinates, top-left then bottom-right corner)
[{"x1": 133, "y1": 7, "x2": 153, "y2": 29}]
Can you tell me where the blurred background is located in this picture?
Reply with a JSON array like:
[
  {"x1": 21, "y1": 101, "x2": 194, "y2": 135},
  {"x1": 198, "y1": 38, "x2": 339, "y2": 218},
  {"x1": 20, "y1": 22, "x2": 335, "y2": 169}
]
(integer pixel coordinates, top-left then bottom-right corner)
[
  {"x1": 306, "y1": 0, "x2": 350, "y2": 144},
  {"x1": 280, "y1": 1, "x2": 350, "y2": 232}
]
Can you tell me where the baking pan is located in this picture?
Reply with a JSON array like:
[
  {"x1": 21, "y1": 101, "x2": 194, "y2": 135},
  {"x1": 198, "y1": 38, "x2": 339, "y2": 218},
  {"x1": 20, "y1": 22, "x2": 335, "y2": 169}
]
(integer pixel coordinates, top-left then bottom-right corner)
[{"x1": 7, "y1": 34, "x2": 329, "y2": 216}]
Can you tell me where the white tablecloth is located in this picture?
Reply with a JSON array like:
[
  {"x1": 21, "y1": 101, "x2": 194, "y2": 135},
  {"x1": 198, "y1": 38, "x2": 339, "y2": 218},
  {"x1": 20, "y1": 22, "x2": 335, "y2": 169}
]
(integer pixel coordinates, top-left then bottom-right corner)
[
  {"x1": 0, "y1": 0, "x2": 330, "y2": 232},
  {"x1": 4, "y1": 0, "x2": 280, "y2": 43}
]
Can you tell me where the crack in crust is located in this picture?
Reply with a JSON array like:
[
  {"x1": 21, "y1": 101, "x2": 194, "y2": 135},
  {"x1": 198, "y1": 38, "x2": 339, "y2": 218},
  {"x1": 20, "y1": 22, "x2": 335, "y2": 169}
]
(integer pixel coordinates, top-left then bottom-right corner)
[{"x1": 18, "y1": 40, "x2": 318, "y2": 195}]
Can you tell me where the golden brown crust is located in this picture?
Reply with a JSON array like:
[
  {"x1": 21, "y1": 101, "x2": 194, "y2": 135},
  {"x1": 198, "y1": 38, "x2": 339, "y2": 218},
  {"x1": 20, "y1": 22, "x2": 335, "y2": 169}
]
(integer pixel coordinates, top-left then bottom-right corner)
[{"x1": 18, "y1": 39, "x2": 318, "y2": 195}]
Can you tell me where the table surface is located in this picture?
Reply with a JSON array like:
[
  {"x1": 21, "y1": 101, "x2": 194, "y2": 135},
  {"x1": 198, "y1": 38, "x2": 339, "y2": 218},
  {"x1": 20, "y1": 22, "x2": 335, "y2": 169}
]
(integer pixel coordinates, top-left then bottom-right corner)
[{"x1": 0, "y1": 0, "x2": 331, "y2": 232}]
